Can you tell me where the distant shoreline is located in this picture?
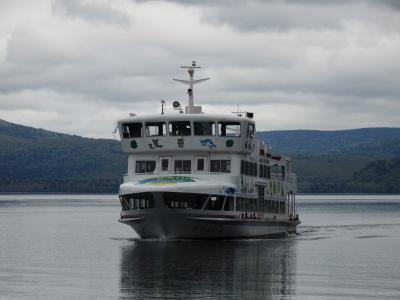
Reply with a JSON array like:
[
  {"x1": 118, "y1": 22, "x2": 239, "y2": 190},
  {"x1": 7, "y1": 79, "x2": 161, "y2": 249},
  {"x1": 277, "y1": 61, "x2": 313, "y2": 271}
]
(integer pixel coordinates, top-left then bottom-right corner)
[{"x1": 0, "y1": 192, "x2": 117, "y2": 195}]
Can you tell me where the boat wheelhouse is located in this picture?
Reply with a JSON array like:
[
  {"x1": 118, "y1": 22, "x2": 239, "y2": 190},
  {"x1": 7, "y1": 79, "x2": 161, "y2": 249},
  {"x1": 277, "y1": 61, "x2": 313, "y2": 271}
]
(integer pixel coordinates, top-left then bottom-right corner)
[{"x1": 117, "y1": 61, "x2": 300, "y2": 239}]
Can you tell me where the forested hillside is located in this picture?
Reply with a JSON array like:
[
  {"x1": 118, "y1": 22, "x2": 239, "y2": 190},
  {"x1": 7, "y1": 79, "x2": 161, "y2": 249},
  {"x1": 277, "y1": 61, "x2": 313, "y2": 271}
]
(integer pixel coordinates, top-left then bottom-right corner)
[
  {"x1": 0, "y1": 119, "x2": 125, "y2": 193},
  {"x1": 1, "y1": 119, "x2": 399, "y2": 193},
  {"x1": 346, "y1": 159, "x2": 400, "y2": 193},
  {"x1": 258, "y1": 129, "x2": 400, "y2": 193},
  {"x1": 257, "y1": 128, "x2": 400, "y2": 156}
]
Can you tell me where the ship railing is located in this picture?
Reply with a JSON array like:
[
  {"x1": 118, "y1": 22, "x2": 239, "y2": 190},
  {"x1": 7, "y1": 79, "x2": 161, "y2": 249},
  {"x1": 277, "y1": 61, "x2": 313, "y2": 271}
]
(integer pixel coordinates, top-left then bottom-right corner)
[
  {"x1": 123, "y1": 171, "x2": 231, "y2": 181},
  {"x1": 271, "y1": 173, "x2": 286, "y2": 181},
  {"x1": 286, "y1": 173, "x2": 297, "y2": 184},
  {"x1": 270, "y1": 173, "x2": 297, "y2": 184}
]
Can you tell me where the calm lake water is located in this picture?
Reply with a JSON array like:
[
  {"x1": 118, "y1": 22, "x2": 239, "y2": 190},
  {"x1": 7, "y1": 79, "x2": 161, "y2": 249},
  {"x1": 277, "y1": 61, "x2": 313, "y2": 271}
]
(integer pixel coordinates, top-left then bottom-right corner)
[{"x1": 1, "y1": 194, "x2": 399, "y2": 299}]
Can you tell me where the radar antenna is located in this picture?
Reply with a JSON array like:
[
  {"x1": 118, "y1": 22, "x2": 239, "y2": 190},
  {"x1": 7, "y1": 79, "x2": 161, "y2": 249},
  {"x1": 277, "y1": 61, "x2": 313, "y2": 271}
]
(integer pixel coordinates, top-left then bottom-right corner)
[
  {"x1": 232, "y1": 104, "x2": 245, "y2": 117},
  {"x1": 173, "y1": 60, "x2": 209, "y2": 114}
]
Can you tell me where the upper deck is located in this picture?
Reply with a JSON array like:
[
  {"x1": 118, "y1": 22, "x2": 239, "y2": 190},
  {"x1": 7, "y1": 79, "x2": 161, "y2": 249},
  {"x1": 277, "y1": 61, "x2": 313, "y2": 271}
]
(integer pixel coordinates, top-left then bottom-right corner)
[
  {"x1": 117, "y1": 113, "x2": 256, "y2": 154},
  {"x1": 116, "y1": 61, "x2": 297, "y2": 198}
]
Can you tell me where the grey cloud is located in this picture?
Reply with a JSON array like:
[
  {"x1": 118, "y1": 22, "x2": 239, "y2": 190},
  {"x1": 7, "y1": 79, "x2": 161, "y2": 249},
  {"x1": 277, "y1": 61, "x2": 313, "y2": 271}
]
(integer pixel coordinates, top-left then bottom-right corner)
[
  {"x1": 205, "y1": 1, "x2": 400, "y2": 32},
  {"x1": 376, "y1": 0, "x2": 400, "y2": 10},
  {"x1": 139, "y1": 0, "x2": 400, "y2": 31},
  {"x1": 146, "y1": 0, "x2": 400, "y2": 9},
  {"x1": 203, "y1": 2, "x2": 343, "y2": 31},
  {"x1": 53, "y1": 0, "x2": 131, "y2": 25}
]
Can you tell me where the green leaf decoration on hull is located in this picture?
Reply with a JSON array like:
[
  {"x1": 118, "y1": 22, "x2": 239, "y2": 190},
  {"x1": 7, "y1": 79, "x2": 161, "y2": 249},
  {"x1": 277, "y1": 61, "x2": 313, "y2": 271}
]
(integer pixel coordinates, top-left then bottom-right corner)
[
  {"x1": 226, "y1": 139, "x2": 234, "y2": 148},
  {"x1": 130, "y1": 140, "x2": 138, "y2": 149}
]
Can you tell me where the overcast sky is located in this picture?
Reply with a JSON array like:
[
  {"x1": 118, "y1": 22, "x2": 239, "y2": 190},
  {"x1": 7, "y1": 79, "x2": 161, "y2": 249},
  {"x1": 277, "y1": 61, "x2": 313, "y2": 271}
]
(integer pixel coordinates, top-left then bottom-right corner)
[{"x1": 1, "y1": 0, "x2": 399, "y2": 138}]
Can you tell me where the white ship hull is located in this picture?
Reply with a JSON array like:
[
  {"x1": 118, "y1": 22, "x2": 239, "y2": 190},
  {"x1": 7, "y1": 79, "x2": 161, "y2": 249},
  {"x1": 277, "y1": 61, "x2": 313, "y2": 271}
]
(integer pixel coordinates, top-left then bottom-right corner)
[{"x1": 119, "y1": 209, "x2": 300, "y2": 239}]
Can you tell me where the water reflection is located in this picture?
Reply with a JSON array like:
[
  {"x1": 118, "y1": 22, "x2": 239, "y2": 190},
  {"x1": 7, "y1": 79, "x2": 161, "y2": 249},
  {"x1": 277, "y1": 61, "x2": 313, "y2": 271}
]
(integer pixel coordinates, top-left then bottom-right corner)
[{"x1": 119, "y1": 239, "x2": 297, "y2": 299}]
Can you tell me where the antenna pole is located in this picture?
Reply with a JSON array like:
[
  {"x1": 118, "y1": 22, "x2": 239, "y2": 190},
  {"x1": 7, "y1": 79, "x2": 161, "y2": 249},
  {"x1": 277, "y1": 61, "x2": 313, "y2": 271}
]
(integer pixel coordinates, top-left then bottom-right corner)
[
  {"x1": 232, "y1": 104, "x2": 244, "y2": 117},
  {"x1": 173, "y1": 61, "x2": 209, "y2": 114},
  {"x1": 161, "y1": 99, "x2": 165, "y2": 114}
]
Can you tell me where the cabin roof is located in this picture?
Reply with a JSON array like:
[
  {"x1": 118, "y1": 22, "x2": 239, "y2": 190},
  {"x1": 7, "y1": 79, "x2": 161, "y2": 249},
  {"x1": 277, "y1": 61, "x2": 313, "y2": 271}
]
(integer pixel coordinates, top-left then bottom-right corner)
[{"x1": 118, "y1": 113, "x2": 254, "y2": 124}]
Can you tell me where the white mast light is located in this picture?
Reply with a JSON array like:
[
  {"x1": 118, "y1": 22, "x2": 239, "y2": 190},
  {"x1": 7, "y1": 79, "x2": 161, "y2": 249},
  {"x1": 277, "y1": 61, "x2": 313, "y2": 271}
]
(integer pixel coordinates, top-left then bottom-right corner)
[{"x1": 173, "y1": 61, "x2": 210, "y2": 114}]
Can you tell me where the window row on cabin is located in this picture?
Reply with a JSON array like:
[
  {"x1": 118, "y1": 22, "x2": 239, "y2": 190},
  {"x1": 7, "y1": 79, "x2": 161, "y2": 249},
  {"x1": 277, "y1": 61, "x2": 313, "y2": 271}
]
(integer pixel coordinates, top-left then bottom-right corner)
[
  {"x1": 122, "y1": 121, "x2": 255, "y2": 138},
  {"x1": 120, "y1": 193, "x2": 155, "y2": 211},
  {"x1": 135, "y1": 159, "x2": 231, "y2": 174},
  {"x1": 259, "y1": 164, "x2": 271, "y2": 179},
  {"x1": 271, "y1": 164, "x2": 286, "y2": 179},
  {"x1": 164, "y1": 193, "x2": 233, "y2": 211},
  {"x1": 165, "y1": 195, "x2": 285, "y2": 213},
  {"x1": 241, "y1": 161, "x2": 286, "y2": 179},
  {"x1": 134, "y1": 159, "x2": 286, "y2": 177},
  {"x1": 121, "y1": 193, "x2": 232, "y2": 211},
  {"x1": 236, "y1": 197, "x2": 286, "y2": 214},
  {"x1": 240, "y1": 160, "x2": 258, "y2": 177}
]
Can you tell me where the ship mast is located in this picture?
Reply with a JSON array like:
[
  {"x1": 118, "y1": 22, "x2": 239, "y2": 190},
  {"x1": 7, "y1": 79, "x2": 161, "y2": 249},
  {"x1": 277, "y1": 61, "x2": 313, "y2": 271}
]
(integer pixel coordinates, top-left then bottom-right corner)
[{"x1": 173, "y1": 61, "x2": 210, "y2": 114}]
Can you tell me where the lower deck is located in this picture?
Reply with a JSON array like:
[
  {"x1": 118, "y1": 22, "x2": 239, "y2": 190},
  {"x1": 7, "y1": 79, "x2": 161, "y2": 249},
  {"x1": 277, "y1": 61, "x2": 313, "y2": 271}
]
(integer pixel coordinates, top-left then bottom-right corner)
[
  {"x1": 119, "y1": 191, "x2": 298, "y2": 220},
  {"x1": 119, "y1": 191, "x2": 300, "y2": 239}
]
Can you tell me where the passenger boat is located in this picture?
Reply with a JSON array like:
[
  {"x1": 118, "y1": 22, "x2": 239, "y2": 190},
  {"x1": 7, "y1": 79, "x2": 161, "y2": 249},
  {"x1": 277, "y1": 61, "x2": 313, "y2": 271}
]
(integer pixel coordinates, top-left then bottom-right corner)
[{"x1": 117, "y1": 61, "x2": 300, "y2": 239}]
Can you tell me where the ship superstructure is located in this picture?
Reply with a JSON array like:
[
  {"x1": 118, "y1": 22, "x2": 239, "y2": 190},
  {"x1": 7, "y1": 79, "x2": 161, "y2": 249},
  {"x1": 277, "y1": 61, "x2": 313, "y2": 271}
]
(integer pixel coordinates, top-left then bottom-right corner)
[{"x1": 117, "y1": 61, "x2": 300, "y2": 239}]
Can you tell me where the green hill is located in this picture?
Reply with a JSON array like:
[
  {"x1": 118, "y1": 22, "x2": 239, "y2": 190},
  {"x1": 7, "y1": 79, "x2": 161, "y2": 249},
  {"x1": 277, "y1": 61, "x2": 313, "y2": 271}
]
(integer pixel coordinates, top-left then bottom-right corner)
[
  {"x1": 0, "y1": 119, "x2": 126, "y2": 193},
  {"x1": 257, "y1": 129, "x2": 400, "y2": 192},
  {"x1": 1, "y1": 119, "x2": 399, "y2": 193},
  {"x1": 257, "y1": 128, "x2": 400, "y2": 156},
  {"x1": 345, "y1": 159, "x2": 400, "y2": 193}
]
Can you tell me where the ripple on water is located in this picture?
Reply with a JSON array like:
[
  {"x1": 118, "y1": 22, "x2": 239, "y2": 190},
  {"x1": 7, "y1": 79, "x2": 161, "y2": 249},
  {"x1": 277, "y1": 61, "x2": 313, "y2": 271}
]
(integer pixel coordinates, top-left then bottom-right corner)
[{"x1": 355, "y1": 235, "x2": 389, "y2": 239}]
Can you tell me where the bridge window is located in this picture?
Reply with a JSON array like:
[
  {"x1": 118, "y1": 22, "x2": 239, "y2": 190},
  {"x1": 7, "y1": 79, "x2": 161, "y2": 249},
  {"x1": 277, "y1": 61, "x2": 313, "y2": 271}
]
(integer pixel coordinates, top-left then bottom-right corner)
[
  {"x1": 245, "y1": 161, "x2": 250, "y2": 175},
  {"x1": 161, "y1": 158, "x2": 169, "y2": 172},
  {"x1": 241, "y1": 160, "x2": 258, "y2": 177},
  {"x1": 210, "y1": 160, "x2": 219, "y2": 172},
  {"x1": 210, "y1": 160, "x2": 231, "y2": 173},
  {"x1": 169, "y1": 121, "x2": 191, "y2": 136},
  {"x1": 135, "y1": 160, "x2": 156, "y2": 173},
  {"x1": 122, "y1": 122, "x2": 142, "y2": 138},
  {"x1": 249, "y1": 162, "x2": 254, "y2": 176},
  {"x1": 218, "y1": 121, "x2": 241, "y2": 137},
  {"x1": 197, "y1": 158, "x2": 205, "y2": 171},
  {"x1": 272, "y1": 164, "x2": 278, "y2": 177},
  {"x1": 194, "y1": 122, "x2": 216, "y2": 136},
  {"x1": 247, "y1": 123, "x2": 255, "y2": 138},
  {"x1": 174, "y1": 160, "x2": 191, "y2": 173},
  {"x1": 253, "y1": 162, "x2": 258, "y2": 176},
  {"x1": 221, "y1": 160, "x2": 231, "y2": 172},
  {"x1": 259, "y1": 164, "x2": 269, "y2": 178},
  {"x1": 145, "y1": 122, "x2": 166, "y2": 136}
]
